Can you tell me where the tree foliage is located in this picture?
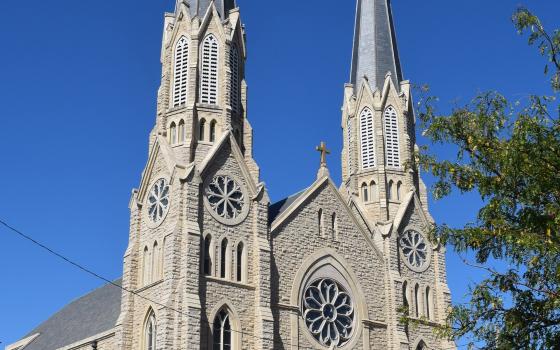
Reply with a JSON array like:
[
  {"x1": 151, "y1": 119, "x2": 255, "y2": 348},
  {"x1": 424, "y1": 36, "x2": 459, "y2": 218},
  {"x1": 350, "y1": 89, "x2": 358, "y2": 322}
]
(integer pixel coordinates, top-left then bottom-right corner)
[{"x1": 417, "y1": 8, "x2": 560, "y2": 350}]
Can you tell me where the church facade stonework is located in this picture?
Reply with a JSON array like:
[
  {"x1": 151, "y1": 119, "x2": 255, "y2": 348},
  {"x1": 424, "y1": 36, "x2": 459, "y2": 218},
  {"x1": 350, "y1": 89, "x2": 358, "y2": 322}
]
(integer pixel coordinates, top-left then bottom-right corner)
[{"x1": 8, "y1": 1, "x2": 456, "y2": 349}]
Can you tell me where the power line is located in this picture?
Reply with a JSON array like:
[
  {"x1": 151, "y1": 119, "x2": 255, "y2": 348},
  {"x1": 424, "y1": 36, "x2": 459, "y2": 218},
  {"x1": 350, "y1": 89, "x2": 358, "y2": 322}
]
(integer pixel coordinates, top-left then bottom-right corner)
[
  {"x1": 1, "y1": 218, "x2": 465, "y2": 350},
  {"x1": 0, "y1": 219, "x2": 317, "y2": 350}
]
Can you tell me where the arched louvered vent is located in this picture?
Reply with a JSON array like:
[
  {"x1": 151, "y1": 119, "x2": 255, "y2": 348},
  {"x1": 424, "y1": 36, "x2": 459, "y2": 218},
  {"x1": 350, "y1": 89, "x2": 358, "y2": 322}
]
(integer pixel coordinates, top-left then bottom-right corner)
[
  {"x1": 346, "y1": 119, "x2": 352, "y2": 174},
  {"x1": 359, "y1": 107, "x2": 376, "y2": 169},
  {"x1": 384, "y1": 106, "x2": 401, "y2": 167},
  {"x1": 173, "y1": 36, "x2": 189, "y2": 107},
  {"x1": 200, "y1": 34, "x2": 219, "y2": 105},
  {"x1": 229, "y1": 43, "x2": 240, "y2": 114}
]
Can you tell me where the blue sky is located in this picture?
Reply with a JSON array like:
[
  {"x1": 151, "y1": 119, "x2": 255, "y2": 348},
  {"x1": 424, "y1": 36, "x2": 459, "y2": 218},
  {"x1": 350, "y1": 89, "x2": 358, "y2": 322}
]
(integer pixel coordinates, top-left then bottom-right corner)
[{"x1": 0, "y1": 0, "x2": 558, "y2": 347}]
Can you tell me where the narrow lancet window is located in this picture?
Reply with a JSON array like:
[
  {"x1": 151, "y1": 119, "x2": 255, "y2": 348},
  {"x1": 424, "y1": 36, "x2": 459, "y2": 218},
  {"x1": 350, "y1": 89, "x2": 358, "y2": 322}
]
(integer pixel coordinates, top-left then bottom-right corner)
[
  {"x1": 210, "y1": 120, "x2": 217, "y2": 143},
  {"x1": 204, "y1": 235, "x2": 213, "y2": 276},
  {"x1": 145, "y1": 311, "x2": 157, "y2": 350},
  {"x1": 370, "y1": 181, "x2": 377, "y2": 202},
  {"x1": 220, "y1": 238, "x2": 228, "y2": 279},
  {"x1": 236, "y1": 242, "x2": 244, "y2": 282},
  {"x1": 199, "y1": 119, "x2": 206, "y2": 141},
  {"x1": 361, "y1": 183, "x2": 369, "y2": 202},
  {"x1": 170, "y1": 122, "x2": 177, "y2": 145},
  {"x1": 213, "y1": 309, "x2": 232, "y2": 350},
  {"x1": 178, "y1": 120, "x2": 185, "y2": 143}
]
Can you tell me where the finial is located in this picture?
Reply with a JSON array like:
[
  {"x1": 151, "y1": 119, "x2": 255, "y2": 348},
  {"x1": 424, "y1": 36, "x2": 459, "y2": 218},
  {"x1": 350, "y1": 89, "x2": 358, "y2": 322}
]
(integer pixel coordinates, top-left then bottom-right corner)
[{"x1": 316, "y1": 141, "x2": 331, "y2": 179}]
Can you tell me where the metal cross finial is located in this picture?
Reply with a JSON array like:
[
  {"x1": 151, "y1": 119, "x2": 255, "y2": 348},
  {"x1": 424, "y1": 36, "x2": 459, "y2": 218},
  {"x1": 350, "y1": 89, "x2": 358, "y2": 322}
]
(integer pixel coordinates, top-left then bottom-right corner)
[{"x1": 316, "y1": 141, "x2": 331, "y2": 167}]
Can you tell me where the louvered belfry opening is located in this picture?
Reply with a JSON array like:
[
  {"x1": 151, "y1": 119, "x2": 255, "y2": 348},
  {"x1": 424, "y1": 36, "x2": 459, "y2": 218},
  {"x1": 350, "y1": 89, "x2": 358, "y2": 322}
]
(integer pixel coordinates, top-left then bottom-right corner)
[
  {"x1": 173, "y1": 37, "x2": 189, "y2": 107},
  {"x1": 384, "y1": 106, "x2": 400, "y2": 167},
  {"x1": 201, "y1": 34, "x2": 219, "y2": 105},
  {"x1": 229, "y1": 43, "x2": 240, "y2": 114},
  {"x1": 360, "y1": 107, "x2": 376, "y2": 169}
]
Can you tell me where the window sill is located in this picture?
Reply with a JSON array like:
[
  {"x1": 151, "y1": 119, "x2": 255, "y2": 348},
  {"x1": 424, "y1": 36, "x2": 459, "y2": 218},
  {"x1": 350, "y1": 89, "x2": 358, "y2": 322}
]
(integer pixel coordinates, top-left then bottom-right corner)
[
  {"x1": 196, "y1": 103, "x2": 222, "y2": 112},
  {"x1": 198, "y1": 141, "x2": 215, "y2": 146},
  {"x1": 136, "y1": 279, "x2": 164, "y2": 293},
  {"x1": 204, "y1": 275, "x2": 254, "y2": 290},
  {"x1": 167, "y1": 106, "x2": 190, "y2": 114}
]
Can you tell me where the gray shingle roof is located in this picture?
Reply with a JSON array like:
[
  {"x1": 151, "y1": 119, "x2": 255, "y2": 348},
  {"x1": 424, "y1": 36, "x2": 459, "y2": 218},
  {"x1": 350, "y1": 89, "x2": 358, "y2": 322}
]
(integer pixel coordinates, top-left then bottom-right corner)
[
  {"x1": 21, "y1": 279, "x2": 122, "y2": 350},
  {"x1": 178, "y1": 0, "x2": 236, "y2": 20},
  {"x1": 269, "y1": 189, "x2": 308, "y2": 224},
  {"x1": 350, "y1": 0, "x2": 403, "y2": 92}
]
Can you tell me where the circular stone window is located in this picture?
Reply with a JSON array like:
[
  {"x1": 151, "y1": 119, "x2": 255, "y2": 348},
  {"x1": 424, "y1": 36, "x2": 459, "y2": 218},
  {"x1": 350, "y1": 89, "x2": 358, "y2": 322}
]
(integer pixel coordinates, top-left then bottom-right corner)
[
  {"x1": 204, "y1": 174, "x2": 249, "y2": 225},
  {"x1": 302, "y1": 278, "x2": 355, "y2": 348},
  {"x1": 399, "y1": 229, "x2": 431, "y2": 272},
  {"x1": 147, "y1": 178, "x2": 171, "y2": 226}
]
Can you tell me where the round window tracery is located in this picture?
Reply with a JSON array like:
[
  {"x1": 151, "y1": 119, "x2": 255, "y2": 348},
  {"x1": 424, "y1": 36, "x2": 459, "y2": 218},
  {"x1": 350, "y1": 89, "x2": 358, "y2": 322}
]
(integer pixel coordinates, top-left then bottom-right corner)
[
  {"x1": 206, "y1": 175, "x2": 246, "y2": 221},
  {"x1": 303, "y1": 278, "x2": 355, "y2": 348},
  {"x1": 147, "y1": 178, "x2": 170, "y2": 224},
  {"x1": 400, "y1": 230, "x2": 430, "y2": 270}
]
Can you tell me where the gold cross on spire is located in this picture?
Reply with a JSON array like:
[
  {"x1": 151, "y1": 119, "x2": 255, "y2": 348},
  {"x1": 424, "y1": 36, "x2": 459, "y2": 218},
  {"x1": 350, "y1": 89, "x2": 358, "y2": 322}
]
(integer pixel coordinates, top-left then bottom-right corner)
[{"x1": 316, "y1": 141, "x2": 331, "y2": 167}]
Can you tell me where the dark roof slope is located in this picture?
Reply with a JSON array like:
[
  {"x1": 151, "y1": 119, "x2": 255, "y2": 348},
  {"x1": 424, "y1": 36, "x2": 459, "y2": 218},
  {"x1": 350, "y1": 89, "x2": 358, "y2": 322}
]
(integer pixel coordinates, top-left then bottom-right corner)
[
  {"x1": 22, "y1": 279, "x2": 122, "y2": 350},
  {"x1": 184, "y1": 0, "x2": 236, "y2": 19},
  {"x1": 269, "y1": 189, "x2": 307, "y2": 224},
  {"x1": 350, "y1": 0, "x2": 403, "y2": 92}
]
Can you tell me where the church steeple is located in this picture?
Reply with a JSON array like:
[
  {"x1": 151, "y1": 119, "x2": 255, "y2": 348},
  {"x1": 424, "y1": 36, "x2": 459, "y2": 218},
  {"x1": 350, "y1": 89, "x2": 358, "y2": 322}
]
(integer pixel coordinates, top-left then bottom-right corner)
[
  {"x1": 350, "y1": 0, "x2": 403, "y2": 92},
  {"x1": 341, "y1": 0, "x2": 423, "y2": 223},
  {"x1": 176, "y1": 0, "x2": 236, "y2": 19}
]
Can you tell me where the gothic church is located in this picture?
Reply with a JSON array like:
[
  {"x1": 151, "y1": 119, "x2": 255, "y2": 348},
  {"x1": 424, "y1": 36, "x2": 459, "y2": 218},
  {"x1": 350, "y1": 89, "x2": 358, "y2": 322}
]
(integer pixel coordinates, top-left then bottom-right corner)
[{"x1": 8, "y1": 0, "x2": 456, "y2": 349}]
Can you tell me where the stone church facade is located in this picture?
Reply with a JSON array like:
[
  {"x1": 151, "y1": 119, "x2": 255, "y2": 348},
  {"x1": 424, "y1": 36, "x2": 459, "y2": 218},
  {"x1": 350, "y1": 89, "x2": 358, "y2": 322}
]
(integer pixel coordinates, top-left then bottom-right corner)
[{"x1": 8, "y1": 0, "x2": 456, "y2": 349}]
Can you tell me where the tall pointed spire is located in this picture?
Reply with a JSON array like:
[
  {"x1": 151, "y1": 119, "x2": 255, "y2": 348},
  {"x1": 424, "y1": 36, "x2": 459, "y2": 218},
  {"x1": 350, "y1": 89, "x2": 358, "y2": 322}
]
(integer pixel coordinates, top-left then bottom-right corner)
[
  {"x1": 176, "y1": 0, "x2": 236, "y2": 19},
  {"x1": 350, "y1": 0, "x2": 403, "y2": 92}
]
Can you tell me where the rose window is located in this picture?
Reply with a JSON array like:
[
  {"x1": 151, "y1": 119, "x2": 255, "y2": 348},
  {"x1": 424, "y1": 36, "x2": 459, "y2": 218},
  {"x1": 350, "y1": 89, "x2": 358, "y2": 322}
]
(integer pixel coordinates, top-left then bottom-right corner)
[
  {"x1": 303, "y1": 278, "x2": 355, "y2": 348},
  {"x1": 206, "y1": 175, "x2": 245, "y2": 220},
  {"x1": 148, "y1": 178, "x2": 170, "y2": 224},
  {"x1": 400, "y1": 230, "x2": 429, "y2": 269}
]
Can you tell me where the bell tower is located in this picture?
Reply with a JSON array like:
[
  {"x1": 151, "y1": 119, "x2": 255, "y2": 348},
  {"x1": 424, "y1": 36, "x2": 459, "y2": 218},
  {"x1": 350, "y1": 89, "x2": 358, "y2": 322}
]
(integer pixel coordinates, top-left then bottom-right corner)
[
  {"x1": 152, "y1": 0, "x2": 254, "y2": 166},
  {"x1": 341, "y1": 0, "x2": 427, "y2": 222}
]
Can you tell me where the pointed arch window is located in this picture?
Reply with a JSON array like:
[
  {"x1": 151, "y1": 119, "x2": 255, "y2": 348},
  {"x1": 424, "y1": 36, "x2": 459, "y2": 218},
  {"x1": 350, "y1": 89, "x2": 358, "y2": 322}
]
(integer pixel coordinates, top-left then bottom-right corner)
[
  {"x1": 173, "y1": 36, "x2": 189, "y2": 107},
  {"x1": 204, "y1": 235, "x2": 213, "y2": 276},
  {"x1": 178, "y1": 120, "x2": 185, "y2": 143},
  {"x1": 170, "y1": 122, "x2": 177, "y2": 145},
  {"x1": 152, "y1": 241, "x2": 160, "y2": 281},
  {"x1": 220, "y1": 238, "x2": 229, "y2": 279},
  {"x1": 402, "y1": 281, "x2": 410, "y2": 315},
  {"x1": 414, "y1": 284, "x2": 420, "y2": 318},
  {"x1": 199, "y1": 119, "x2": 206, "y2": 142},
  {"x1": 143, "y1": 246, "x2": 150, "y2": 286},
  {"x1": 426, "y1": 286, "x2": 433, "y2": 320},
  {"x1": 145, "y1": 311, "x2": 157, "y2": 350},
  {"x1": 201, "y1": 34, "x2": 219, "y2": 105},
  {"x1": 331, "y1": 212, "x2": 338, "y2": 240},
  {"x1": 361, "y1": 183, "x2": 369, "y2": 202},
  {"x1": 213, "y1": 309, "x2": 232, "y2": 350},
  {"x1": 229, "y1": 43, "x2": 240, "y2": 114},
  {"x1": 384, "y1": 106, "x2": 401, "y2": 168},
  {"x1": 416, "y1": 341, "x2": 428, "y2": 350},
  {"x1": 396, "y1": 181, "x2": 403, "y2": 201},
  {"x1": 370, "y1": 180, "x2": 377, "y2": 202},
  {"x1": 318, "y1": 209, "x2": 324, "y2": 237},
  {"x1": 359, "y1": 107, "x2": 376, "y2": 169},
  {"x1": 236, "y1": 242, "x2": 244, "y2": 283},
  {"x1": 210, "y1": 120, "x2": 217, "y2": 143},
  {"x1": 387, "y1": 180, "x2": 394, "y2": 201}
]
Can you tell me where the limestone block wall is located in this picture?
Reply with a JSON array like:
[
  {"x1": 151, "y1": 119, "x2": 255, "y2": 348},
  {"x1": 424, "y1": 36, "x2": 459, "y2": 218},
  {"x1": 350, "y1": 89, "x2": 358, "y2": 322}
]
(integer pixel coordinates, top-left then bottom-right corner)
[{"x1": 271, "y1": 181, "x2": 388, "y2": 349}]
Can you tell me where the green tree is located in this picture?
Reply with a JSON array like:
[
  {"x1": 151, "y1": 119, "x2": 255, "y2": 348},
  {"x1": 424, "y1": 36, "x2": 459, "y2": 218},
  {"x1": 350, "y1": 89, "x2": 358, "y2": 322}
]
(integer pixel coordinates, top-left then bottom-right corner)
[{"x1": 416, "y1": 8, "x2": 560, "y2": 350}]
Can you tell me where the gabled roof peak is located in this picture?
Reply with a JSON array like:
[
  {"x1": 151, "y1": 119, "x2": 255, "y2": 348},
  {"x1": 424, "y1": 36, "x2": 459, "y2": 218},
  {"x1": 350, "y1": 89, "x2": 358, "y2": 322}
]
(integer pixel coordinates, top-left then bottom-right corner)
[
  {"x1": 350, "y1": 0, "x2": 403, "y2": 93},
  {"x1": 176, "y1": 0, "x2": 236, "y2": 20}
]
